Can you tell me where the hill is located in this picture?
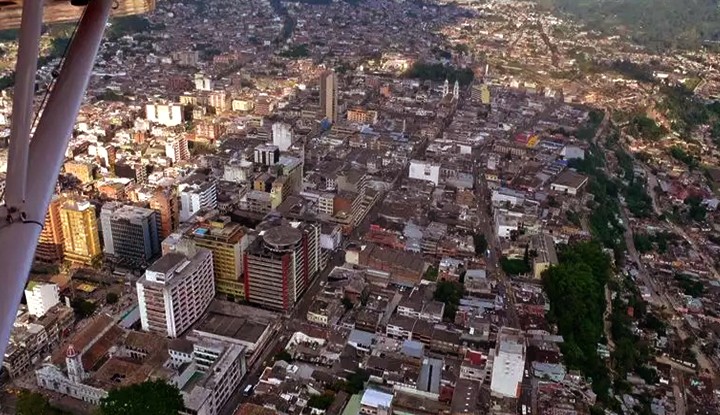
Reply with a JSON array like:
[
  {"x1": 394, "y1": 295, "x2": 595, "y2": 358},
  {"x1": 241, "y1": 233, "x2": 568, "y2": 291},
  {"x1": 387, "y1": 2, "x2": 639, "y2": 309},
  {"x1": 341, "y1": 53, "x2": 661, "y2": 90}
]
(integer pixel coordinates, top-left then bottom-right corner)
[{"x1": 536, "y1": 0, "x2": 720, "y2": 51}]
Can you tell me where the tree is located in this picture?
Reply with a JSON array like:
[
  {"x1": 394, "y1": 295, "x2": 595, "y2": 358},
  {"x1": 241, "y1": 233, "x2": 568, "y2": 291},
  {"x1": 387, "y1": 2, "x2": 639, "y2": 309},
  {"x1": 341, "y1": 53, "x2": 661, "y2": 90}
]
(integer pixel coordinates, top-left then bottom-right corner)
[
  {"x1": 17, "y1": 391, "x2": 50, "y2": 415},
  {"x1": 308, "y1": 392, "x2": 335, "y2": 410},
  {"x1": 71, "y1": 298, "x2": 97, "y2": 319},
  {"x1": 341, "y1": 296, "x2": 353, "y2": 311},
  {"x1": 344, "y1": 369, "x2": 369, "y2": 394},
  {"x1": 473, "y1": 233, "x2": 488, "y2": 255},
  {"x1": 105, "y1": 292, "x2": 119, "y2": 305},
  {"x1": 434, "y1": 280, "x2": 465, "y2": 321},
  {"x1": 100, "y1": 380, "x2": 183, "y2": 415},
  {"x1": 274, "y1": 350, "x2": 293, "y2": 363}
]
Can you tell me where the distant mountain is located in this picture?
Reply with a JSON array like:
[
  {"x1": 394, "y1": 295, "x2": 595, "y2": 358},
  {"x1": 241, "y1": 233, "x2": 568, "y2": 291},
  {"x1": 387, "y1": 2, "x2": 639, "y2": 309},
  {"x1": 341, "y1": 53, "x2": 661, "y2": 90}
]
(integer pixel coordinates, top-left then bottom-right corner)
[{"x1": 536, "y1": 0, "x2": 720, "y2": 50}]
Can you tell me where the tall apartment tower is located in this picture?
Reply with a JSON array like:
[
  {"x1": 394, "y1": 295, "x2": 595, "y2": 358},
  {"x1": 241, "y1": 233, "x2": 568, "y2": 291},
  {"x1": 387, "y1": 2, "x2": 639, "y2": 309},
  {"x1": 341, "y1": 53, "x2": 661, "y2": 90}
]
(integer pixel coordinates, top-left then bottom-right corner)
[
  {"x1": 59, "y1": 199, "x2": 101, "y2": 265},
  {"x1": 243, "y1": 221, "x2": 321, "y2": 312},
  {"x1": 179, "y1": 175, "x2": 218, "y2": 222},
  {"x1": 319, "y1": 70, "x2": 338, "y2": 123},
  {"x1": 150, "y1": 185, "x2": 180, "y2": 239},
  {"x1": 188, "y1": 217, "x2": 247, "y2": 300},
  {"x1": 36, "y1": 195, "x2": 65, "y2": 263},
  {"x1": 137, "y1": 246, "x2": 214, "y2": 338},
  {"x1": 100, "y1": 202, "x2": 161, "y2": 268}
]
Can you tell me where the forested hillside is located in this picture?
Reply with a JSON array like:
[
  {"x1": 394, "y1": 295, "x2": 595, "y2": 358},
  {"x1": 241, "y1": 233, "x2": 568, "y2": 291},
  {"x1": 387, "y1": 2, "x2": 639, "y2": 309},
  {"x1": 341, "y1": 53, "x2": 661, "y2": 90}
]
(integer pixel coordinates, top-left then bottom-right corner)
[{"x1": 536, "y1": 0, "x2": 720, "y2": 50}]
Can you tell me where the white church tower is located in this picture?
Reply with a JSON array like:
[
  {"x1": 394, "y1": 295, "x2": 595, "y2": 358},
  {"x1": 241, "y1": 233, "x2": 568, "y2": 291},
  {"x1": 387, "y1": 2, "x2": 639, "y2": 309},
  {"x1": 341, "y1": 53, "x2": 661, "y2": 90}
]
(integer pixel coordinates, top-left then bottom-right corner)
[
  {"x1": 453, "y1": 80, "x2": 460, "y2": 99},
  {"x1": 442, "y1": 79, "x2": 449, "y2": 96},
  {"x1": 66, "y1": 344, "x2": 86, "y2": 384}
]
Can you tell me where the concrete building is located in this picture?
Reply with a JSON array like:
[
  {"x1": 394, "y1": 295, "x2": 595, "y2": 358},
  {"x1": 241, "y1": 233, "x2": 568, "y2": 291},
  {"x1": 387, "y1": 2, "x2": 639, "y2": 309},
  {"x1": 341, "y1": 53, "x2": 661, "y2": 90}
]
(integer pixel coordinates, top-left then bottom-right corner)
[
  {"x1": 137, "y1": 247, "x2": 214, "y2": 338},
  {"x1": 319, "y1": 70, "x2": 338, "y2": 123},
  {"x1": 25, "y1": 282, "x2": 60, "y2": 318},
  {"x1": 100, "y1": 203, "x2": 161, "y2": 268},
  {"x1": 408, "y1": 160, "x2": 441, "y2": 186},
  {"x1": 146, "y1": 102, "x2": 184, "y2": 127},
  {"x1": 188, "y1": 217, "x2": 247, "y2": 300},
  {"x1": 36, "y1": 344, "x2": 107, "y2": 405},
  {"x1": 64, "y1": 160, "x2": 95, "y2": 183},
  {"x1": 194, "y1": 73, "x2": 213, "y2": 91},
  {"x1": 169, "y1": 335, "x2": 247, "y2": 415},
  {"x1": 550, "y1": 170, "x2": 588, "y2": 196},
  {"x1": 272, "y1": 122, "x2": 293, "y2": 151},
  {"x1": 36, "y1": 195, "x2": 65, "y2": 263},
  {"x1": 360, "y1": 389, "x2": 393, "y2": 415},
  {"x1": 223, "y1": 159, "x2": 254, "y2": 183},
  {"x1": 253, "y1": 144, "x2": 280, "y2": 166},
  {"x1": 150, "y1": 185, "x2": 180, "y2": 239},
  {"x1": 179, "y1": 176, "x2": 218, "y2": 222},
  {"x1": 59, "y1": 199, "x2": 101, "y2": 266},
  {"x1": 243, "y1": 221, "x2": 321, "y2": 312},
  {"x1": 166, "y1": 135, "x2": 190, "y2": 164},
  {"x1": 489, "y1": 328, "x2": 525, "y2": 399}
]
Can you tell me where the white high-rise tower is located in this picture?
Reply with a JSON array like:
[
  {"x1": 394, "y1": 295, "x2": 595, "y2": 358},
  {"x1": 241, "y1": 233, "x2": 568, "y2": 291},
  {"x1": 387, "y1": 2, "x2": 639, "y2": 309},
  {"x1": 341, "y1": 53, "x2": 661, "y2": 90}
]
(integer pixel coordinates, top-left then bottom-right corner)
[{"x1": 65, "y1": 344, "x2": 86, "y2": 384}]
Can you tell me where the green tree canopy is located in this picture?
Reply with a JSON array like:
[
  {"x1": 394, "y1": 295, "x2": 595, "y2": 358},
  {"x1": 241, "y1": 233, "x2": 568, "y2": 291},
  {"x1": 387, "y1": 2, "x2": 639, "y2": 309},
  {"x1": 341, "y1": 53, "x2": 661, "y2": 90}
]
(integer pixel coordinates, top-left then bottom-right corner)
[
  {"x1": 100, "y1": 380, "x2": 184, "y2": 415},
  {"x1": 17, "y1": 391, "x2": 50, "y2": 415}
]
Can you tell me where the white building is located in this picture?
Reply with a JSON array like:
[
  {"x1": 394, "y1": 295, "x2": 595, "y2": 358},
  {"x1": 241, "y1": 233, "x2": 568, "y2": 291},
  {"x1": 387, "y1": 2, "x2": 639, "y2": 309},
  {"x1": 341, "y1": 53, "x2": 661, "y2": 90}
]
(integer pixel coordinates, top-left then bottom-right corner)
[
  {"x1": 253, "y1": 144, "x2": 280, "y2": 166},
  {"x1": 169, "y1": 336, "x2": 247, "y2": 415},
  {"x1": 166, "y1": 136, "x2": 190, "y2": 164},
  {"x1": 137, "y1": 247, "x2": 215, "y2": 338},
  {"x1": 490, "y1": 328, "x2": 525, "y2": 399},
  {"x1": 272, "y1": 122, "x2": 293, "y2": 151},
  {"x1": 494, "y1": 209, "x2": 523, "y2": 239},
  {"x1": 360, "y1": 388, "x2": 393, "y2": 415},
  {"x1": 35, "y1": 344, "x2": 108, "y2": 405},
  {"x1": 223, "y1": 159, "x2": 253, "y2": 183},
  {"x1": 561, "y1": 145, "x2": 585, "y2": 160},
  {"x1": 179, "y1": 180, "x2": 217, "y2": 222},
  {"x1": 491, "y1": 188, "x2": 525, "y2": 207},
  {"x1": 408, "y1": 160, "x2": 441, "y2": 186},
  {"x1": 194, "y1": 73, "x2": 214, "y2": 91},
  {"x1": 24, "y1": 282, "x2": 60, "y2": 318},
  {"x1": 146, "y1": 102, "x2": 184, "y2": 127}
]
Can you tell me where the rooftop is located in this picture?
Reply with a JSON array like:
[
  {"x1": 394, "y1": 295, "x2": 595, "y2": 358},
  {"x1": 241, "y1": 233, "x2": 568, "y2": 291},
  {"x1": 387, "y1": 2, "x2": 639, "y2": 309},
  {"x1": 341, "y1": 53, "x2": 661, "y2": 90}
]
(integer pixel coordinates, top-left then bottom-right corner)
[{"x1": 361, "y1": 388, "x2": 393, "y2": 409}]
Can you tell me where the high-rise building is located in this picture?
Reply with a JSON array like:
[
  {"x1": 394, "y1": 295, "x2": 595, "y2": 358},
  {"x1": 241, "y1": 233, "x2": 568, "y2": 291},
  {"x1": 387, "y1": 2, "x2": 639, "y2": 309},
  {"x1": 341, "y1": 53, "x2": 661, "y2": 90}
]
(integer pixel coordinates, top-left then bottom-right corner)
[
  {"x1": 187, "y1": 217, "x2": 247, "y2": 300},
  {"x1": 146, "y1": 102, "x2": 184, "y2": 127},
  {"x1": 59, "y1": 199, "x2": 101, "y2": 265},
  {"x1": 179, "y1": 174, "x2": 218, "y2": 222},
  {"x1": 24, "y1": 282, "x2": 60, "y2": 318},
  {"x1": 165, "y1": 135, "x2": 190, "y2": 164},
  {"x1": 36, "y1": 195, "x2": 65, "y2": 263},
  {"x1": 244, "y1": 221, "x2": 321, "y2": 312},
  {"x1": 272, "y1": 122, "x2": 293, "y2": 151},
  {"x1": 319, "y1": 70, "x2": 338, "y2": 123},
  {"x1": 100, "y1": 202, "x2": 161, "y2": 268},
  {"x1": 150, "y1": 185, "x2": 180, "y2": 239},
  {"x1": 253, "y1": 144, "x2": 280, "y2": 166},
  {"x1": 137, "y1": 246, "x2": 214, "y2": 338}
]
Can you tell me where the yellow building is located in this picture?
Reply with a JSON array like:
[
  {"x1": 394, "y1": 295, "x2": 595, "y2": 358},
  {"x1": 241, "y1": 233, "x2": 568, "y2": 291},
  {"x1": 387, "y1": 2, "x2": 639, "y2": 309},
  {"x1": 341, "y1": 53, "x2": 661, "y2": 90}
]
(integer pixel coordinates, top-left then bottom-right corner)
[
  {"x1": 59, "y1": 199, "x2": 101, "y2": 265},
  {"x1": 188, "y1": 217, "x2": 247, "y2": 300},
  {"x1": 64, "y1": 160, "x2": 94, "y2": 183}
]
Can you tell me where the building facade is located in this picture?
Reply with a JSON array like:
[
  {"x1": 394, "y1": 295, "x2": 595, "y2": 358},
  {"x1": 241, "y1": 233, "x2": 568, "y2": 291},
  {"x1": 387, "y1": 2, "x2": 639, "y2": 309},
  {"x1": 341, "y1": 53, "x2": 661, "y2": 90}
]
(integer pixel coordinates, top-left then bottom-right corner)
[
  {"x1": 101, "y1": 202, "x2": 161, "y2": 268},
  {"x1": 320, "y1": 70, "x2": 338, "y2": 123},
  {"x1": 59, "y1": 200, "x2": 101, "y2": 266},
  {"x1": 243, "y1": 222, "x2": 321, "y2": 312},
  {"x1": 150, "y1": 185, "x2": 180, "y2": 239},
  {"x1": 188, "y1": 217, "x2": 247, "y2": 300},
  {"x1": 36, "y1": 195, "x2": 65, "y2": 263},
  {"x1": 25, "y1": 282, "x2": 60, "y2": 318},
  {"x1": 137, "y1": 247, "x2": 214, "y2": 338}
]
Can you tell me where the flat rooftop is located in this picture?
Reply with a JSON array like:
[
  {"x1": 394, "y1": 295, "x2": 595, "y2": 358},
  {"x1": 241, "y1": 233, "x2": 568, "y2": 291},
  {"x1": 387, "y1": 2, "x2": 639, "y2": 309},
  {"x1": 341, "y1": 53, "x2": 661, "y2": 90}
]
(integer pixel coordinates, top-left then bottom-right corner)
[{"x1": 195, "y1": 312, "x2": 269, "y2": 345}]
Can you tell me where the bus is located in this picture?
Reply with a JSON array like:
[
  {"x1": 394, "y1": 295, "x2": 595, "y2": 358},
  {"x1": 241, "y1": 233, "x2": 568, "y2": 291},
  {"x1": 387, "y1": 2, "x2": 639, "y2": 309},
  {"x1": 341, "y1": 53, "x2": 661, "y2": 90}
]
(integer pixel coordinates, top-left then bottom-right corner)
[{"x1": 243, "y1": 384, "x2": 254, "y2": 396}]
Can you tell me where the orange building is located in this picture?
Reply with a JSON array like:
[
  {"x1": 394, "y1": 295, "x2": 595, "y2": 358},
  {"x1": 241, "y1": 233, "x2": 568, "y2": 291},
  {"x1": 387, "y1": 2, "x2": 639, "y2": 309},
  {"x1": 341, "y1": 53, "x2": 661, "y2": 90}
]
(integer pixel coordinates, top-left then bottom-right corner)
[
  {"x1": 150, "y1": 185, "x2": 180, "y2": 239},
  {"x1": 35, "y1": 196, "x2": 65, "y2": 263}
]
